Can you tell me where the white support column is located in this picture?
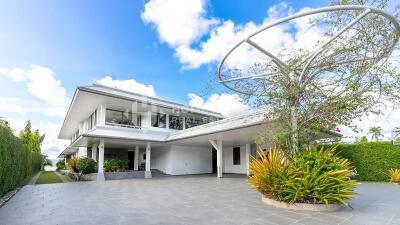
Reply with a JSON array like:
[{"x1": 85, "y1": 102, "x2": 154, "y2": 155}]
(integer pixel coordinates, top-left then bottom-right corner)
[
  {"x1": 209, "y1": 140, "x2": 223, "y2": 178},
  {"x1": 96, "y1": 139, "x2": 105, "y2": 181},
  {"x1": 245, "y1": 144, "x2": 251, "y2": 176},
  {"x1": 91, "y1": 144, "x2": 98, "y2": 161},
  {"x1": 145, "y1": 142, "x2": 152, "y2": 178},
  {"x1": 134, "y1": 145, "x2": 139, "y2": 171},
  {"x1": 166, "y1": 114, "x2": 170, "y2": 129},
  {"x1": 97, "y1": 103, "x2": 106, "y2": 126}
]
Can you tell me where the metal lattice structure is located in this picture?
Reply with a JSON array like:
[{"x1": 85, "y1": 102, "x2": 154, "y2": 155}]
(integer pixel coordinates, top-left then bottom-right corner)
[{"x1": 217, "y1": 5, "x2": 400, "y2": 96}]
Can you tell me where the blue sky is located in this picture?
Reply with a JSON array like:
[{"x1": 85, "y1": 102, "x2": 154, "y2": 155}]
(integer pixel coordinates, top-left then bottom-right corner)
[{"x1": 2, "y1": 0, "x2": 398, "y2": 157}]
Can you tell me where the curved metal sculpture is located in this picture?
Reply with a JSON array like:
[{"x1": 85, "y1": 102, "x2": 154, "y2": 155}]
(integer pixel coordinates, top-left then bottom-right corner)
[{"x1": 217, "y1": 5, "x2": 400, "y2": 95}]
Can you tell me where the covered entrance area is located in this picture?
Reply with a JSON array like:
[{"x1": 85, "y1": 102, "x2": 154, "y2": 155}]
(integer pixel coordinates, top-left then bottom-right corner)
[
  {"x1": 71, "y1": 136, "x2": 160, "y2": 180},
  {"x1": 167, "y1": 122, "x2": 264, "y2": 178}
]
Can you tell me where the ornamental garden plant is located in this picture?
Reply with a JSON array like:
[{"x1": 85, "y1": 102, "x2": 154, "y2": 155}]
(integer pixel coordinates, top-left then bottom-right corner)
[
  {"x1": 249, "y1": 146, "x2": 357, "y2": 208},
  {"x1": 76, "y1": 157, "x2": 97, "y2": 174},
  {"x1": 104, "y1": 159, "x2": 129, "y2": 172}
]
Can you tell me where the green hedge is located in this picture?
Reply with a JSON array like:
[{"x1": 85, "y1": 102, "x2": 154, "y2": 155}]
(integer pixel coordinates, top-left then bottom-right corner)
[
  {"x1": 0, "y1": 126, "x2": 42, "y2": 196},
  {"x1": 334, "y1": 142, "x2": 400, "y2": 182}
]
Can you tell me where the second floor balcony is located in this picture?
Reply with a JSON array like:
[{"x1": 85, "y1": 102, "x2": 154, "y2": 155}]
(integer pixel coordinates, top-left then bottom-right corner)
[{"x1": 105, "y1": 109, "x2": 141, "y2": 129}]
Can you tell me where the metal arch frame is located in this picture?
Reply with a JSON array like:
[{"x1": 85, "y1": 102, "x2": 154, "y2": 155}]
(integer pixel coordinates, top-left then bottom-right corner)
[{"x1": 217, "y1": 5, "x2": 400, "y2": 95}]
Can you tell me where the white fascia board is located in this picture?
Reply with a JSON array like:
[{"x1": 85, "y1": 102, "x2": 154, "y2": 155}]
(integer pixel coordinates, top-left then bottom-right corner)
[
  {"x1": 58, "y1": 88, "x2": 80, "y2": 139},
  {"x1": 81, "y1": 84, "x2": 225, "y2": 119}
]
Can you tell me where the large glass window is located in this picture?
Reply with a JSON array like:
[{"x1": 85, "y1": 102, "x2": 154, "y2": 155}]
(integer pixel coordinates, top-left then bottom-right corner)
[
  {"x1": 105, "y1": 109, "x2": 141, "y2": 127},
  {"x1": 185, "y1": 117, "x2": 207, "y2": 128},
  {"x1": 151, "y1": 113, "x2": 167, "y2": 128},
  {"x1": 169, "y1": 115, "x2": 183, "y2": 130}
]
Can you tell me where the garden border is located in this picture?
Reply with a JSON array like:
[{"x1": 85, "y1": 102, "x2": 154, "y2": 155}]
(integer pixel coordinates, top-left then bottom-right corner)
[{"x1": 261, "y1": 196, "x2": 342, "y2": 212}]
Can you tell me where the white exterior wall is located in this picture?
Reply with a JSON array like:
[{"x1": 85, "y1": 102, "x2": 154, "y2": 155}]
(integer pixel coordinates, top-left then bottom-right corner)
[
  {"x1": 76, "y1": 147, "x2": 88, "y2": 157},
  {"x1": 168, "y1": 145, "x2": 212, "y2": 175},
  {"x1": 150, "y1": 145, "x2": 212, "y2": 175},
  {"x1": 151, "y1": 146, "x2": 171, "y2": 173},
  {"x1": 223, "y1": 145, "x2": 247, "y2": 174}
]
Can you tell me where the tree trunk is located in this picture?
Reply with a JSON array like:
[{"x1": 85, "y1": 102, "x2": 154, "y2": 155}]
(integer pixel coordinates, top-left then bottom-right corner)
[{"x1": 290, "y1": 105, "x2": 299, "y2": 154}]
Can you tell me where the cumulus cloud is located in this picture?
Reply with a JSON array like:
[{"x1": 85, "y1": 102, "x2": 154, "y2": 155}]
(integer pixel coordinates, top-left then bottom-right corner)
[
  {"x1": 96, "y1": 76, "x2": 156, "y2": 97},
  {"x1": 188, "y1": 93, "x2": 248, "y2": 117},
  {"x1": 141, "y1": 1, "x2": 326, "y2": 69},
  {"x1": 0, "y1": 65, "x2": 71, "y2": 158},
  {"x1": 0, "y1": 65, "x2": 69, "y2": 117},
  {"x1": 141, "y1": 0, "x2": 218, "y2": 47},
  {"x1": 339, "y1": 107, "x2": 400, "y2": 142},
  {"x1": 0, "y1": 65, "x2": 68, "y2": 107},
  {"x1": 40, "y1": 122, "x2": 69, "y2": 158}
]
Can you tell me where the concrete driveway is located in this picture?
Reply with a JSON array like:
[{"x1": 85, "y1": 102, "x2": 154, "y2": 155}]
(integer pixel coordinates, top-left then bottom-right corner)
[{"x1": 0, "y1": 175, "x2": 399, "y2": 225}]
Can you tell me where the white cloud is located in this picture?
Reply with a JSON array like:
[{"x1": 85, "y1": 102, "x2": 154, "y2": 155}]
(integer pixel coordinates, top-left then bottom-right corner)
[
  {"x1": 40, "y1": 122, "x2": 69, "y2": 158},
  {"x1": 339, "y1": 108, "x2": 400, "y2": 142},
  {"x1": 96, "y1": 76, "x2": 156, "y2": 97},
  {"x1": 141, "y1": 0, "x2": 218, "y2": 47},
  {"x1": 142, "y1": 1, "x2": 325, "y2": 69},
  {"x1": 0, "y1": 65, "x2": 68, "y2": 107},
  {"x1": 0, "y1": 98, "x2": 66, "y2": 117},
  {"x1": 0, "y1": 65, "x2": 71, "y2": 158},
  {"x1": 188, "y1": 93, "x2": 248, "y2": 117}
]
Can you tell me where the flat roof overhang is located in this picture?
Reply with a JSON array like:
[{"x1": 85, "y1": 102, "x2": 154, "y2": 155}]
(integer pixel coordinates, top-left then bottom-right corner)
[
  {"x1": 58, "y1": 86, "x2": 225, "y2": 140},
  {"x1": 57, "y1": 146, "x2": 79, "y2": 158}
]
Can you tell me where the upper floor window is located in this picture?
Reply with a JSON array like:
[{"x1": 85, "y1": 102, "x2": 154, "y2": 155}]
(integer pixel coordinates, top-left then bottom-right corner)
[
  {"x1": 185, "y1": 117, "x2": 206, "y2": 128},
  {"x1": 169, "y1": 115, "x2": 183, "y2": 130},
  {"x1": 88, "y1": 110, "x2": 97, "y2": 130},
  {"x1": 151, "y1": 113, "x2": 166, "y2": 128},
  {"x1": 105, "y1": 109, "x2": 141, "y2": 127}
]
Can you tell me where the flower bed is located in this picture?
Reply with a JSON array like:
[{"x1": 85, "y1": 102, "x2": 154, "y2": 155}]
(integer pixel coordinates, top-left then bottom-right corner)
[{"x1": 249, "y1": 146, "x2": 356, "y2": 210}]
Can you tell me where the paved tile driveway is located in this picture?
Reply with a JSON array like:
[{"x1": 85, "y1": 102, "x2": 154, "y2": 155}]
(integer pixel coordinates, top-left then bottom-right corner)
[{"x1": 0, "y1": 175, "x2": 399, "y2": 225}]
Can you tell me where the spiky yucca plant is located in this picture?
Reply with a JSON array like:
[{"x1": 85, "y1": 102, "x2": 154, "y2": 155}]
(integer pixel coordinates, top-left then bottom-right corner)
[
  {"x1": 280, "y1": 147, "x2": 357, "y2": 207},
  {"x1": 389, "y1": 168, "x2": 400, "y2": 183},
  {"x1": 248, "y1": 146, "x2": 357, "y2": 207},
  {"x1": 248, "y1": 147, "x2": 287, "y2": 199}
]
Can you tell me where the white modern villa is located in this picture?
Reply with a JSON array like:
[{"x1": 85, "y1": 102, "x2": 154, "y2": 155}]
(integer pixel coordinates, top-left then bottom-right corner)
[{"x1": 58, "y1": 84, "x2": 337, "y2": 180}]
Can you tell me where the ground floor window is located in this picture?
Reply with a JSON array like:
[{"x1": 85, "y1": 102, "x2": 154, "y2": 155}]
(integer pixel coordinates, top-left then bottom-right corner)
[{"x1": 233, "y1": 147, "x2": 240, "y2": 165}]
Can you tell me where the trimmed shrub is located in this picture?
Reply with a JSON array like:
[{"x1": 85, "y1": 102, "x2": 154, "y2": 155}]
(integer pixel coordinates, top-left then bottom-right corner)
[
  {"x1": 249, "y1": 146, "x2": 356, "y2": 207},
  {"x1": 117, "y1": 160, "x2": 128, "y2": 171},
  {"x1": 334, "y1": 142, "x2": 400, "y2": 182},
  {"x1": 0, "y1": 126, "x2": 43, "y2": 196},
  {"x1": 67, "y1": 157, "x2": 78, "y2": 173},
  {"x1": 56, "y1": 160, "x2": 65, "y2": 170},
  {"x1": 76, "y1": 157, "x2": 97, "y2": 174},
  {"x1": 104, "y1": 159, "x2": 128, "y2": 172}
]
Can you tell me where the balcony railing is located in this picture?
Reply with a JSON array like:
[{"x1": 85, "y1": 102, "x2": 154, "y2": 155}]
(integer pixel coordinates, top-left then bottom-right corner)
[{"x1": 105, "y1": 122, "x2": 141, "y2": 129}]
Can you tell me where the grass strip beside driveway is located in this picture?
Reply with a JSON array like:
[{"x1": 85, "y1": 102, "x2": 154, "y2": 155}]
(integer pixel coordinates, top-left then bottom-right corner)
[{"x1": 35, "y1": 172, "x2": 63, "y2": 184}]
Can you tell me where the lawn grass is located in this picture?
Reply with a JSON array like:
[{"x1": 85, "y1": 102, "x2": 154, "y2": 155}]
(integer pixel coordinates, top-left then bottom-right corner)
[{"x1": 35, "y1": 171, "x2": 63, "y2": 184}]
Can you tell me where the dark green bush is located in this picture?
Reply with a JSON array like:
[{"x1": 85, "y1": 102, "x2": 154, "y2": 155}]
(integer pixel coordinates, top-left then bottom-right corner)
[
  {"x1": 0, "y1": 126, "x2": 42, "y2": 196},
  {"x1": 333, "y1": 142, "x2": 400, "y2": 182},
  {"x1": 56, "y1": 160, "x2": 65, "y2": 170},
  {"x1": 117, "y1": 160, "x2": 128, "y2": 171},
  {"x1": 104, "y1": 159, "x2": 128, "y2": 172},
  {"x1": 76, "y1": 157, "x2": 97, "y2": 174}
]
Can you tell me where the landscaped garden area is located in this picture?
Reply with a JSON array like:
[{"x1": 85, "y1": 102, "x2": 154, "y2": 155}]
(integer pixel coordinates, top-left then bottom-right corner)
[
  {"x1": 248, "y1": 141, "x2": 400, "y2": 210},
  {"x1": 35, "y1": 171, "x2": 63, "y2": 184}
]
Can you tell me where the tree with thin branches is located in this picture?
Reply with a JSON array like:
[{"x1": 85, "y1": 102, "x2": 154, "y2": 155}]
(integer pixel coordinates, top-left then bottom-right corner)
[{"x1": 217, "y1": 0, "x2": 400, "y2": 155}]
